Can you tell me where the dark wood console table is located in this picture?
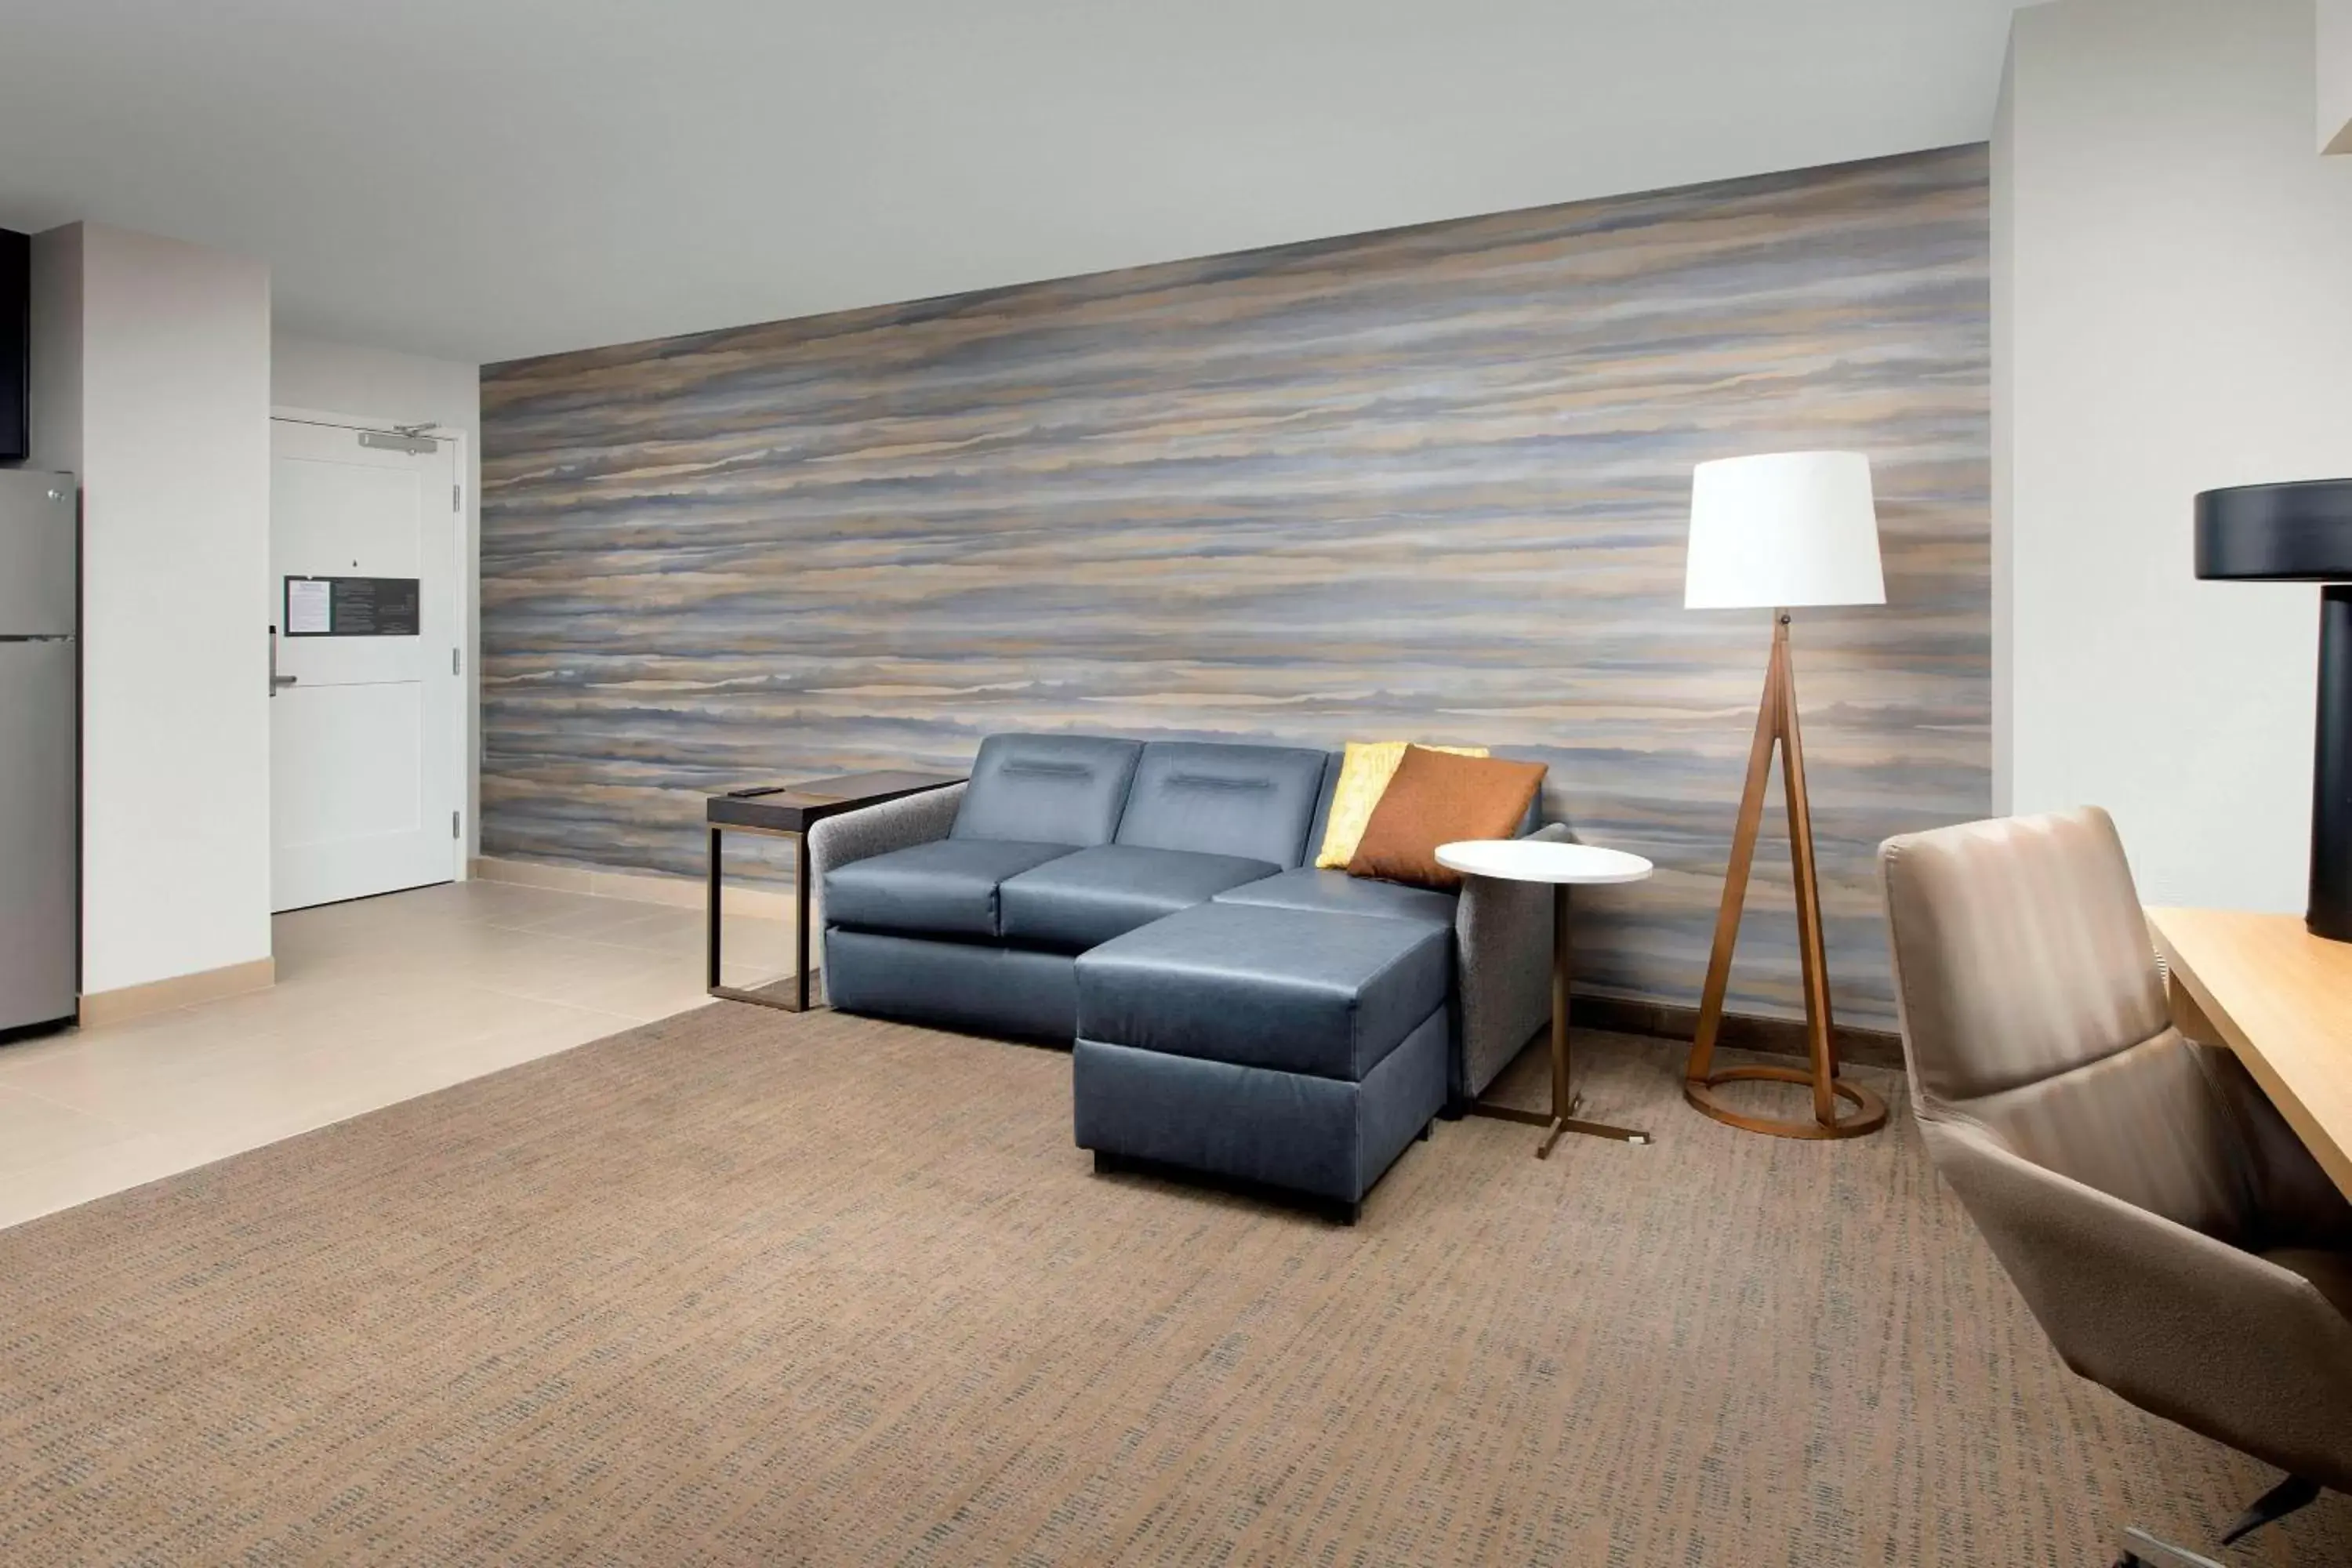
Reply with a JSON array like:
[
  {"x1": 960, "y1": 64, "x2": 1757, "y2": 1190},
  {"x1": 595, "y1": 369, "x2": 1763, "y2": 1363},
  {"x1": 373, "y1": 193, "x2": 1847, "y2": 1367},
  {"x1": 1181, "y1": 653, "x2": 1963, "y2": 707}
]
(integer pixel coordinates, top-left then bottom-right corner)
[{"x1": 706, "y1": 770, "x2": 964, "y2": 1012}]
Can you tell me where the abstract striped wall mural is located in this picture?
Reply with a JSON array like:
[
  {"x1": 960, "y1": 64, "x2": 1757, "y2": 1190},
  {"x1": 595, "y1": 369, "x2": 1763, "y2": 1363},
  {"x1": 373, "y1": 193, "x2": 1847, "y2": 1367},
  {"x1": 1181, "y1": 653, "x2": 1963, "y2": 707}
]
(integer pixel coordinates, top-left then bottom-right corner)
[{"x1": 480, "y1": 143, "x2": 1989, "y2": 1031}]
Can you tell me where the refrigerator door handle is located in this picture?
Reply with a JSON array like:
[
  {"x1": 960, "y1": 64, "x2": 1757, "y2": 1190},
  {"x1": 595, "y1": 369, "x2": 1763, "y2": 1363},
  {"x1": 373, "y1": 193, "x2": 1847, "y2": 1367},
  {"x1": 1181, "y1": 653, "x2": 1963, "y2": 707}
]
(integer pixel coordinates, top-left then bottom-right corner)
[{"x1": 270, "y1": 624, "x2": 298, "y2": 696}]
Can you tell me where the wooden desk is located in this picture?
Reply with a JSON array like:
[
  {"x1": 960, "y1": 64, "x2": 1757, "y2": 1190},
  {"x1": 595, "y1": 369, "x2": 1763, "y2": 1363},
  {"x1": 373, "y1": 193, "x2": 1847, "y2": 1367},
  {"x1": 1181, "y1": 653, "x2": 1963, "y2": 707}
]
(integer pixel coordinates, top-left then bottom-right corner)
[{"x1": 2147, "y1": 906, "x2": 2352, "y2": 1201}]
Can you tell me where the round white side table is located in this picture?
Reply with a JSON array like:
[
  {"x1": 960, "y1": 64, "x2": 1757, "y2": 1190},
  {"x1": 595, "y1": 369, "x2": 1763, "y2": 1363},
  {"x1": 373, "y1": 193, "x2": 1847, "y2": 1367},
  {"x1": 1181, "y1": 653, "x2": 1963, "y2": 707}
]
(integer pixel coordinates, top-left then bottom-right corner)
[{"x1": 1436, "y1": 838, "x2": 1655, "y2": 1156}]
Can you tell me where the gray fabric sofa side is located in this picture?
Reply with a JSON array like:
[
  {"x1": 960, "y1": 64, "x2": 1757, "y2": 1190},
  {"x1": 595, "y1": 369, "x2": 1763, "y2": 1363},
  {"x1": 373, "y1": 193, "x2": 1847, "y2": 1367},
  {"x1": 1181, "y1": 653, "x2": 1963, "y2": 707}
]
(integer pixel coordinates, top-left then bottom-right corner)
[
  {"x1": 1296, "y1": 746, "x2": 1558, "y2": 1103},
  {"x1": 808, "y1": 781, "x2": 965, "y2": 964},
  {"x1": 1452, "y1": 820, "x2": 1570, "y2": 1102},
  {"x1": 808, "y1": 781, "x2": 966, "y2": 880}
]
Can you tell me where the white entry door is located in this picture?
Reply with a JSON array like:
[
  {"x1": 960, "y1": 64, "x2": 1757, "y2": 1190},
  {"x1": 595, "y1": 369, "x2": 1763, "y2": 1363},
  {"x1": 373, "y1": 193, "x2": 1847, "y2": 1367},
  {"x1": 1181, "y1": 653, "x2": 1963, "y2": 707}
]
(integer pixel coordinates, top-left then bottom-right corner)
[{"x1": 270, "y1": 417, "x2": 462, "y2": 912}]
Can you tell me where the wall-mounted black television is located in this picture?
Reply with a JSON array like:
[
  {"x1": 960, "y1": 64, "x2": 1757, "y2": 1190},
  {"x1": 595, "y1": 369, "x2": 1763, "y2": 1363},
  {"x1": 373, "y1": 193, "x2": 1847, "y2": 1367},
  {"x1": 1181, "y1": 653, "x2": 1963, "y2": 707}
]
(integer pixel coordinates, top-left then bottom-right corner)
[{"x1": 0, "y1": 227, "x2": 26, "y2": 463}]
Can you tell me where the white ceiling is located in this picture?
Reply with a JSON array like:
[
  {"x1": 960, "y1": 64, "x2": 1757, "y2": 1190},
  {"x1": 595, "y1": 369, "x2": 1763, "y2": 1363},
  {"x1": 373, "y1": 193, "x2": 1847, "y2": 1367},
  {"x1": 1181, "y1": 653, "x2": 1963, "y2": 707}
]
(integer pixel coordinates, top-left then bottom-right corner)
[{"x1": 0, "y1": 1, "x2": 2024, "y2": 366}]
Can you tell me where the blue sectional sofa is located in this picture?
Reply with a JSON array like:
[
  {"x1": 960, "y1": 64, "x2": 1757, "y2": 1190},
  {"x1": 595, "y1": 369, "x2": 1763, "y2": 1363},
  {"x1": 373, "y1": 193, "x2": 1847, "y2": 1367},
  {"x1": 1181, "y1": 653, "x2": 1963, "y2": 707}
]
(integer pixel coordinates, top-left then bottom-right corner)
[{"x1": 808, "y1": 733, "x2": 1559, "y2": 1219}]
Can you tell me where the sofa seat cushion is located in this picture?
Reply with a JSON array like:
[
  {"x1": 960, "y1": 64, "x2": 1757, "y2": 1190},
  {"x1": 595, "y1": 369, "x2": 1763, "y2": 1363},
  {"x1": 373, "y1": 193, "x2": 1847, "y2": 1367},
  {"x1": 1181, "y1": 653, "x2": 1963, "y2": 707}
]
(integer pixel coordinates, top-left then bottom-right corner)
[
  {"x1": 823, "y1": 838, "x2": 1076, "y2": 938},
  {"x1": 1076, "y1": 902, "x2": 1450, "y2": 1082},
  {"x1": 1073, "y1": 1008, "x2": 1448, "y2": 1205},
  {"x1": 1212, "y1": 866, "x2": 1457, "y2": 928},
  {"x1": 998, "y1": 845, "x2": 1279, "y2": 952}
]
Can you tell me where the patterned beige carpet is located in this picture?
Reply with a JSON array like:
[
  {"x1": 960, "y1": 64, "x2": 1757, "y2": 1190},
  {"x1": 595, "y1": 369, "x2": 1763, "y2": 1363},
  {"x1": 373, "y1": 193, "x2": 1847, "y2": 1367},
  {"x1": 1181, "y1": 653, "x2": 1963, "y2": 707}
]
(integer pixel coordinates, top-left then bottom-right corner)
[{"x1": 1, "y1": 1004, "x2": 2346, "y2": 1566}]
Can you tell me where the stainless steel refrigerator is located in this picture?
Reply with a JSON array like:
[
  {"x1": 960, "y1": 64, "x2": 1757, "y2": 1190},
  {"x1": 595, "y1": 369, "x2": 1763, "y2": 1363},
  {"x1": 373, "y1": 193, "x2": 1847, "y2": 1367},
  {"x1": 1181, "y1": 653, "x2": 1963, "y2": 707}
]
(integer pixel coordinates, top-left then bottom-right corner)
[{"x1": 0, "y1": 469, "x2": 77, "y2": 1034}]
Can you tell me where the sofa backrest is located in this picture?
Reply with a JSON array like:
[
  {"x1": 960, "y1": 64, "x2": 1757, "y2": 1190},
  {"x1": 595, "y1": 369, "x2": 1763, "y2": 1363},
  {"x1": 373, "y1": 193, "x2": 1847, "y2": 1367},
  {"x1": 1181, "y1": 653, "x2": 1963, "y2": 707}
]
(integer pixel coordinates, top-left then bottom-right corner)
[
  {"x1": 952, "y1": 734, "x2": 1142, "y2": 847},
  {"x1": 1305, "y1": 753, "x2": 1345, "y2": 855},
  {"x1": 1114, "y1": 741, "x2": 1331, "y2": 868}
]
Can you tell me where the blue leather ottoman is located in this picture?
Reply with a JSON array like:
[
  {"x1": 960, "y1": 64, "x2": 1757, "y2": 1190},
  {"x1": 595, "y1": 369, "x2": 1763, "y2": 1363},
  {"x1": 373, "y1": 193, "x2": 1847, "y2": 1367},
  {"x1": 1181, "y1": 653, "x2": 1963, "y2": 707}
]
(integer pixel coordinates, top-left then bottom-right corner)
[{"x1": 1072, "y1": 902, "x2": 1451, "y2": 1220}]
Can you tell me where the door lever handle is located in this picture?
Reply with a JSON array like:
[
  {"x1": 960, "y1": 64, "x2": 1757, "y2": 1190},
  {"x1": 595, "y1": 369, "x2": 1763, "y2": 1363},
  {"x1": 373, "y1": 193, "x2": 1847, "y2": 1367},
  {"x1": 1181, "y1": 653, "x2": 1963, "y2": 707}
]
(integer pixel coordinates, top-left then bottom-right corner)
[{"x1": 269, "y1": 624, "x2": 298, "y2": 697}]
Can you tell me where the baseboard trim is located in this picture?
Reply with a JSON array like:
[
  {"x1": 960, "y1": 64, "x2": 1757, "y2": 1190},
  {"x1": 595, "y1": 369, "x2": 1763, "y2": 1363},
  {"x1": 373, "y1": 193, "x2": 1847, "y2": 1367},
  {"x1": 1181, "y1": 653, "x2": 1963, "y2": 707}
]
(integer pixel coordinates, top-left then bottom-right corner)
[
  {"x1": 79, "y1": 956, "x2": 276, "y2": 1028},
  {"x1": 473, "y1": 855, "x2": 1900, "y2": 1066},
  {"x1": 470, "y1": 855, "x2": 795, "y2": 920},
  {"x1": 1570, "y1": 993, "x2": 1907, "y2": 1071}
]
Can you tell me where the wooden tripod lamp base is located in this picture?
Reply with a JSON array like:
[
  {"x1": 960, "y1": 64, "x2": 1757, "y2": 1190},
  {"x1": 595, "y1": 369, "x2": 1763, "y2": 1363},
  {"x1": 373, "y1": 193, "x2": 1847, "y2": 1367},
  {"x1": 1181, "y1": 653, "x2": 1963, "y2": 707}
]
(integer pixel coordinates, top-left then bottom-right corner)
[
  {"x1": 1679, "y1": 449, "x2": 1893, "y2": 1142},
  {"x1": 1682, "y1": 612, "x2": 1887, "y2": 1140}
]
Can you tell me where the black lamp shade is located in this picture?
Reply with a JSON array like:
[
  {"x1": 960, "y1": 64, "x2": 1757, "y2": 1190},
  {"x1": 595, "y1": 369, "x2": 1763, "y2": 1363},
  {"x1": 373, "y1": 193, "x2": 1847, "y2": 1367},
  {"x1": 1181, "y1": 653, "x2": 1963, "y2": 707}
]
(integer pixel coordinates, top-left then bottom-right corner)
[
  {"x1": 2193, "y1": 477, "x2": 2352, "y2": 942},
  {"x1": 2195, "y1": 479, "x2": 2352, "y2": 581}
]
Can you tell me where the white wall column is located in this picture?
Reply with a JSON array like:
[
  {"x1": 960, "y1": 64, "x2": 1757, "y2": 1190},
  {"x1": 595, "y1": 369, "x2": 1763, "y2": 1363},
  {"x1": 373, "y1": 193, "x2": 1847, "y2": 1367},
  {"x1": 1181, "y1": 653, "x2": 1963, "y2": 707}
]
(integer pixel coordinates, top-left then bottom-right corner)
[
  {"x1": 2323, "y1": 0, "x2": 2351, "y2": 153},
  {"x1": 30, "y1": 222, "x2": 274, "y2": 1001},
  {"x1": 1998, "y1": 0, "x2": 2352, "y2": 909}
]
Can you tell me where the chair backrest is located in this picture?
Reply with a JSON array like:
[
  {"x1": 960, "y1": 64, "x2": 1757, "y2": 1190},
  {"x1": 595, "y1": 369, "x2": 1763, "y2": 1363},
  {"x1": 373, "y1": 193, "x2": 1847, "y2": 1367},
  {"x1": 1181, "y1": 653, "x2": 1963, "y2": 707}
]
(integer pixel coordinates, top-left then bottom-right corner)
[
  {"x1": 1114, "y1": 741, "x2": 1330, "y2": 867},
  {"x1": 1879, "y1": 807, "x2": 2261, "y2": 1244},
  {"x1": 951, "y1": 734, "x2": 1142, "y2": 848}
]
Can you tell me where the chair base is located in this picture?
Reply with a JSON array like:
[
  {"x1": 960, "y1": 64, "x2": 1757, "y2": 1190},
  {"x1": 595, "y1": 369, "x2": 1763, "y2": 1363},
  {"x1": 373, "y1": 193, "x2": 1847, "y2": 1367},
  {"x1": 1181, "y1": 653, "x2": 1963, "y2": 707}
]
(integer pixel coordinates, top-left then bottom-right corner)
[
  {"x1": 2112, "y1": 1473, "x2": 2323, "y2": 1567},
  {"x1": 2220, "y1": 1472, "x2": 2321, "y2": 1546},
  {"x1": 2114, "y1": 1528, "x2": 2223, "y2": 1568},
  {"x1": 1683, "y1": 1063, "x2": 1889, "y2": 1140}
]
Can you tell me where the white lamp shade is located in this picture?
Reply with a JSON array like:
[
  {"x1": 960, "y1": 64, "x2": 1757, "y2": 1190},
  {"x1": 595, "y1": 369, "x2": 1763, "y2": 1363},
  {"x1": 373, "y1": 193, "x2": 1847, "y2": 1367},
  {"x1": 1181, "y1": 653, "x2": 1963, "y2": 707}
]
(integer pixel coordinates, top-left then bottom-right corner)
[{"x1": 1683, "y1": 450, "x2": 1886, "y2": 609}]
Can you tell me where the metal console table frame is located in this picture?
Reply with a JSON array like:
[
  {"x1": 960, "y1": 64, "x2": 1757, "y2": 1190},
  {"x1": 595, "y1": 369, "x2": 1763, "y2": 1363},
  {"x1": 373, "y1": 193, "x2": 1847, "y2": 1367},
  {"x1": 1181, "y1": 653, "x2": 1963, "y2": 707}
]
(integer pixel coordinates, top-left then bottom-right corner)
[{"x1": 706, "y1": 770, "x2": 964, "y2": 1012}]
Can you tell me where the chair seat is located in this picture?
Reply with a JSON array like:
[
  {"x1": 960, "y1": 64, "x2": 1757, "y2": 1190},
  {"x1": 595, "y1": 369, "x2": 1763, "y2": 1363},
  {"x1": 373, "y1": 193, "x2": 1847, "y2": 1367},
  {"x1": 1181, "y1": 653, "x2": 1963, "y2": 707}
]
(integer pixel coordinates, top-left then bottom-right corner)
[
  {"x1": 1212, "y1": 866, "x2": 1457, "y2": 927},
  {"x1": 822, "y1": 838, "x2": 1076, "y2": 939},
  {"x1": 1076, "y1": 902, "x2": 1449, "y2": 1082},
  {"x1": 998, "y1": 844, "x2": 1279, "y2": 952}
]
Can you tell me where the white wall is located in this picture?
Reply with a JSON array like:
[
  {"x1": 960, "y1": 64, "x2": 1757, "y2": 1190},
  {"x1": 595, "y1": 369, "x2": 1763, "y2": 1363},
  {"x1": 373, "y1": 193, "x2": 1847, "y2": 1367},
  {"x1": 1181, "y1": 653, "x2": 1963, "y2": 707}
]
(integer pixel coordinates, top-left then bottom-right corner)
[
  {"x1": 2324, "y1": 0, "x2": 2352, "y2": 152},
  {"x1": 272, "y1": 334, "x2": 482, "y2": 856},
  {"x1": 30, "y1": 223, "x2": 274, "y2": 994},
  {"x1": 2000, "y1": 0, "x2": 2352, "y2": 910}
]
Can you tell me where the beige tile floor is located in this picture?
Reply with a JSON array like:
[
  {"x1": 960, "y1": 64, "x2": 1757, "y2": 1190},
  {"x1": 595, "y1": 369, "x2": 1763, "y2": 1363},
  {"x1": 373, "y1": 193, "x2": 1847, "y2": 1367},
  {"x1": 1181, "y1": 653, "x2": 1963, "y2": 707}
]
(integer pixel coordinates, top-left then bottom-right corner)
[{"x1": 0, "y1": 879, "x2": 796, "y2": 1231}]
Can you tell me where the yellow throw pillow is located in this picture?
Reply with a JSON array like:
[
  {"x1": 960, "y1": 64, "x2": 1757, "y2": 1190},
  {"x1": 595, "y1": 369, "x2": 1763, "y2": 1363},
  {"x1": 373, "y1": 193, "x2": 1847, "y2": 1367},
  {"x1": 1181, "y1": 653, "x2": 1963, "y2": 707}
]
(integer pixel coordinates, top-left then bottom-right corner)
[{"x1": 1314, "y1": 741, "x2": 1490, "y2": 869}]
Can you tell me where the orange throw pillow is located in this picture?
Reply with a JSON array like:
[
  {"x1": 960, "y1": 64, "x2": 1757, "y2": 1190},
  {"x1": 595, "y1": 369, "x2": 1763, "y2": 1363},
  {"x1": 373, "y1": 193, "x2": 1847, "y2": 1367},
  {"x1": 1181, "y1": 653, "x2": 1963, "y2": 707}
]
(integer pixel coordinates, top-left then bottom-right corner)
[{"x1": 1347, "y1": 746, "x2": 1547, "y2": 891}]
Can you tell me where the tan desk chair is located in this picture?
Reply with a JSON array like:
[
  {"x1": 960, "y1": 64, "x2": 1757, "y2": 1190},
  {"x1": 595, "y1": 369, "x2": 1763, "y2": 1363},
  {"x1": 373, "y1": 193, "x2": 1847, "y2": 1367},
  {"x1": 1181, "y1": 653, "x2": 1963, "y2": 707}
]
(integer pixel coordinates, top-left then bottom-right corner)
[{"x1": 1880, "y1": 808, "x2": 2352, "y2": 1567}]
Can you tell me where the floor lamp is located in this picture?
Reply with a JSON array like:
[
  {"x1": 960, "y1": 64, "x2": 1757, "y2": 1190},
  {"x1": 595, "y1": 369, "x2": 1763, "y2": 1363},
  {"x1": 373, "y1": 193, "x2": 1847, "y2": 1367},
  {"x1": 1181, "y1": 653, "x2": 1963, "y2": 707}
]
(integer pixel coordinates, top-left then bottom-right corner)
[{"x1": 1681, "y1": 451, "x2": 1889, "y2": 1139}]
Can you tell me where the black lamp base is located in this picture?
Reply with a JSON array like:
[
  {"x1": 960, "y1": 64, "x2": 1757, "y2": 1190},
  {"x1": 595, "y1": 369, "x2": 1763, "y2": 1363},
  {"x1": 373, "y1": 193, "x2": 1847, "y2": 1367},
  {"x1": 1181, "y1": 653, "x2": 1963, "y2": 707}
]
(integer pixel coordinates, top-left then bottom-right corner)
[{"x1": 2193, "y1": 478, "x2": 2352, "y2": 945}]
